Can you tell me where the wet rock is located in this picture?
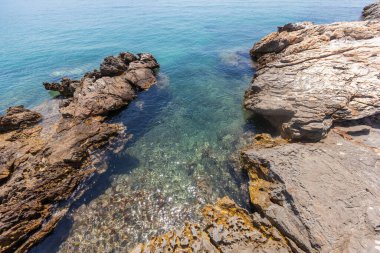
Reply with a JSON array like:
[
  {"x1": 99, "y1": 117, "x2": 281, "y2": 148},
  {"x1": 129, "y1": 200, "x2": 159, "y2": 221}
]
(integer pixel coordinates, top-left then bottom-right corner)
[
  {"x1": 0, "y1": 105, "x2": 42, "y2": 133},
  {"x1": 132, "y1": 197, "x2": 291, "y2": 253},
  {"x1": 245, "y1": 20, "x2": 380, "y2": 141},
  {"x1": 362, "y1": 1, "x2": 380, "y2": 20},
  {"x1": 43, "y1": 77, "x2": 80, "y2": 97},
  {"x1": 0, "y1": 51, "x2": 159, "y2": 253}
]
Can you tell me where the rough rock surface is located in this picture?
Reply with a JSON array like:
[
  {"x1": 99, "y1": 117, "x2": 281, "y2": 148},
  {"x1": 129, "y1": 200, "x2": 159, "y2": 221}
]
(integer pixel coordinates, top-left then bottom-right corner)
[
  {"x1": 240, "y1": 2, "x2": 380, "y2": 252},
  {"x1": 241, "y1": 116, "x2": 380, "y2": 252},
  {"x1": 131, "y1": 197, "x2": 292, "y2": 253},
  {"x1": 244, "y1": 20, "x2": 380, "y2": 141},
  {"x1": 363, "y1": 1, "x2": 380, "y2": 20},
  {"x1": 43, "y1": 77, "x2": 80, "y2": 97},
  {"x1": 45, "y1": 52, "x2": 159, "y2": 118},
  {"x1": 0, "y1": 106, "x2": 42, "y2": 133},
  {"x1": 0, "y1": 52, "x2": 159, "y2": 253}
]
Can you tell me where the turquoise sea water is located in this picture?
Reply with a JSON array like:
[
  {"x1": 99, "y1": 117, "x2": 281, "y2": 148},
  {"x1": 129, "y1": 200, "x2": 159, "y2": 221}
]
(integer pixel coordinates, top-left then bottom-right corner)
[{"x1": 0, "y1": 0, "x2": 372, "y2": 252}]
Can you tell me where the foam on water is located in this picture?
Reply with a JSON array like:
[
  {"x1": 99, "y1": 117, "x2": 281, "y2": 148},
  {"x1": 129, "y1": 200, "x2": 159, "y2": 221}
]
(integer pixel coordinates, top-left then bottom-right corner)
[{"x1": 0, "y1": 0, "x2": 373, "y2": 252}]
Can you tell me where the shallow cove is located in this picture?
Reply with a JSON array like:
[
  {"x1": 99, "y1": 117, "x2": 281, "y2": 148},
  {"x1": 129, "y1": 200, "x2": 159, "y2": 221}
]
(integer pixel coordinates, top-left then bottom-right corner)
[{"x1": 0, "y1": 0, "x2": 372, "y2": 252}]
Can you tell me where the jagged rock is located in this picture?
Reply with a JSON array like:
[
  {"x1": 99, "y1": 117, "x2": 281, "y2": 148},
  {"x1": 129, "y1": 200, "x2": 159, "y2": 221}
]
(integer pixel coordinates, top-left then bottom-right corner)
[
  {"x1": 244, "y1": 21, "x2": 380, "y2": 141},
  {"x1": 0, "y1": 106, "x2": 42, "y2": 133},
  {"x1": 100, "y1": 55, "x2": 128, "y2": 76},
  {"x1": 0, "y1": 52, "x2": 159, "y2": 253},
  {"x1": 241, "y1": 117, "x2": 380, "y2": 252},
  {"x1": 128, "y1": 53, "x2": 160, "y2": 70},
  {"x1": 60, "y1": 75, "x2": 136, "y2": 118},
  {"x1": 363, "y1": 1, "x2": 380, "y2": 20},
  {"x1": 43, "y1": 77, "x2": 80, "y2": 97},
  {"x1": 119, "y1": 51, "x2": 138, "y2": 63},
  {"x1": 125, "y1": 68, "x2": 156, "y2": 90},
  {"x1": 132, "y1": 197, "x2": 292, "y2": 253},
  {"x1": 55, "y1": 52, "x2": 159, "y2": 118}
]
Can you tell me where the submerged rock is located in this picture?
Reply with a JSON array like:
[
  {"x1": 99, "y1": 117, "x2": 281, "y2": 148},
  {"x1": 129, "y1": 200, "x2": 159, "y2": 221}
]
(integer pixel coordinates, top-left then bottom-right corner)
[
  {"x1": 244, "y1": 20, "x2": 380, "y2": 141},
  {"x1": 131, "y1": 197, "x2": 291, "y2": 253},
  {"x1": 0, "y1": 52, "x2": 159, "y2": 253}
]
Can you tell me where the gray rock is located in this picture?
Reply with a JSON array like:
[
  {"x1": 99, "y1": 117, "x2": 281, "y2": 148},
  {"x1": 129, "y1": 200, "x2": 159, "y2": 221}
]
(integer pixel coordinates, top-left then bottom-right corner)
[
  {"x1": 245, "y1": 21, "x2": 380, "y2": 141},
  {"x1": 100, "y1": 55, "x2": 128, "y2": 76},
  {"x1": 363, "y1": 1, "x2": 380, "y2": 20},
  {"x1": 242, "y1": 126, "x2": 380, "y2": 252}
]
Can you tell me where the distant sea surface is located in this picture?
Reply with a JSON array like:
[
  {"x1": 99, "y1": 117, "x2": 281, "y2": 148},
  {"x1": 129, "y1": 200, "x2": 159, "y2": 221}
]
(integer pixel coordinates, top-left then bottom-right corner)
[{"x1": 0, "y1": 0, "x2": 372, "y2": 252}]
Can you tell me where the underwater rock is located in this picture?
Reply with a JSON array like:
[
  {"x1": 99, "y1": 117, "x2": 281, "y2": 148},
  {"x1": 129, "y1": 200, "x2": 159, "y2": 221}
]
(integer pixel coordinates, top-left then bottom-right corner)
[
  {"x1": 244, "y1": 19, "x2": 380, "y2": 141},
  {"x1": 131, "y1": 197, "x2": 291, "y2": 253},
  {"x1": 0, "y1": 105, "x2": 42, "y2": 133},
  {"x1": 0, "y1": 52, "x2": 159, "y2": 253}
]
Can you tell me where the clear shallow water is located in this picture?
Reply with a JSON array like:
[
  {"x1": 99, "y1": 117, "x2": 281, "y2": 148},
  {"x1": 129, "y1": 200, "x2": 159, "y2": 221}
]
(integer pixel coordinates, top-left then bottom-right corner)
[{"x1": 0, "y1": 0, "x2": 372, "y2": 252}]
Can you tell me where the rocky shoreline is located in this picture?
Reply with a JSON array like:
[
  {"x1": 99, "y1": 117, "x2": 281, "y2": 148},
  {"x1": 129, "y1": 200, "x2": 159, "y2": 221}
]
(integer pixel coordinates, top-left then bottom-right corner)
[
  {"x1": 0, "y1": 52, "x2": 159, "y2": 252},
  {"x1": 132, "y1": 2, "x2": 380, "y2": 252}
]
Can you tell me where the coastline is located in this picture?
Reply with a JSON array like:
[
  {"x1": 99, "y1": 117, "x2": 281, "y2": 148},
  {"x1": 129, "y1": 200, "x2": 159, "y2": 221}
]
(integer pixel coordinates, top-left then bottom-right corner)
[
  {"x1": 0, "y1": 52, "x2": 159, "y2": 252},
  {"x1": 132, "y1": 2, "x2": 380, "y2": 252}
]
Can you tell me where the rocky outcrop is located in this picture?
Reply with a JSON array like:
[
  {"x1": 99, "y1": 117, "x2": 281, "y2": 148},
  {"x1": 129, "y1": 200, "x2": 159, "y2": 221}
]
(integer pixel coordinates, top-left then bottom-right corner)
[
  {"x1": 0, "y1": 52, "x2": 159, "y2": 253},
  {"x1": 131, "y1": 197, "x2": 292, "y2": 253},
  {"x1": 241, "y1": 1, "x2": 380, "y2": 252},
  {"x1": 244, "y1": 20, "x2": 380, "y2": 141},
  {"x1": 241, "y1": 116, "x2": 380, "y2": 252},
  {"x1": 45, "y1": 52, "x2": 159, "y2": 118},
  {"x1": 132, "y1": 2, "x2": 380, "y2": 253},
  {"x1": 363, "y1": 1, "x2": 380, "y2": 20}
]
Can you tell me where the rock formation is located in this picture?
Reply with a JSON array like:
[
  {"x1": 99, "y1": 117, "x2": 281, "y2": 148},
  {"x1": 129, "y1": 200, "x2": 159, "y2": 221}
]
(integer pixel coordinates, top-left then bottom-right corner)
[
  {"x1": 241, "y1": 1, "x2": 380, "y2": 252},
  {"x1": 363, "y1": 1, "x2": 380, "y2": 20},
  {"x1": 244, "y1": 20, "x2": 380, "y2": 141},
  {"x1": 0, "y1": 52, "x2": 159, "y2": 253},
  {"x1": 134, "y1": 2, "x2": 380, "y2": 253}
]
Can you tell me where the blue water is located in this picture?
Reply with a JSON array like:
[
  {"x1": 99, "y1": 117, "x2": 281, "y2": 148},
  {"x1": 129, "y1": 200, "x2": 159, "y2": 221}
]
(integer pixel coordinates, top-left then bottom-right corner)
[{"x1": 0, "y1": 0, "x2": 372, "y2": 252}]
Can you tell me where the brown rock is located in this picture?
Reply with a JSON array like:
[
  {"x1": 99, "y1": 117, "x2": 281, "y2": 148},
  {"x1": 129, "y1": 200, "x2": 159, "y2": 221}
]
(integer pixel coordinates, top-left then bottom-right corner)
[
  {"x1": 0, "y1": 106, "x2": 42, "y2": 133},
  {"x1": 0, "y1": 51, "x2": 160, "y2": 253},
  {"x1": 131, "y1": 197, "x2": 292, "y2": 253},
  {"x1": 43, "y1": 77, "x2": 80, "y2": 97},
  {"x1": 245, "y1": 20, "x2": 380, "y2": 141}
]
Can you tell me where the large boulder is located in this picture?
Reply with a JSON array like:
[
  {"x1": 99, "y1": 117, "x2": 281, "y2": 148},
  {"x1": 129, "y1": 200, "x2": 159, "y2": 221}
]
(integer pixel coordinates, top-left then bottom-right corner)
[{"x1": 244, "y1": 21, "x2": 380, "y2": 141}]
